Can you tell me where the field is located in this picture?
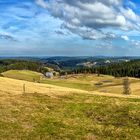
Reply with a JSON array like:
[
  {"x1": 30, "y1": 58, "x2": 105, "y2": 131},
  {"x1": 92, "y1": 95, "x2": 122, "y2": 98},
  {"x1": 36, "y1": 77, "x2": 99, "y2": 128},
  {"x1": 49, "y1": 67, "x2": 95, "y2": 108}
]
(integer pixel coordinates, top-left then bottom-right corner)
[
  {"x1": 3, "y1": 70, "x2": 140, "y2": 95},
  {"x1": 1, "y1": 70, "x2": 140, "y2": 139},
  {"x1": 0, "y1": 76, "x2": 140, "y2": 139},
  {"x1": 2, "y1": 70, "x2": 43, "y2": 82},
  {"x1": 42, "y1": 74, "x2": 140, "y2": 95}
]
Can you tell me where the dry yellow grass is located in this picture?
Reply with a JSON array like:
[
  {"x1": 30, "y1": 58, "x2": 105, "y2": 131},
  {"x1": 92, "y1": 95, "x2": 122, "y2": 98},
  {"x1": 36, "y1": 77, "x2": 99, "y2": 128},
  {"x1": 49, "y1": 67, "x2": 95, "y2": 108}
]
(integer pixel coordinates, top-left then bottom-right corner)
[
  {"x1": 3, "y1": 70, "x2": 140, "y2": 96},
  {"x1": 44, "y1": 74, "x2": 140, "y2": 96},
  {"x1": 96, "y1": 80, "x2": 140, "y2": 95},
  {"x1": 0, "y1": 77, "x2": 87, "y2": 97},
  {"x1": 0, "y1": 76, "x2": 140, "y2": 140},
  {"x1": 0, "y1": 76, "x2": 140, "y2": 100}
]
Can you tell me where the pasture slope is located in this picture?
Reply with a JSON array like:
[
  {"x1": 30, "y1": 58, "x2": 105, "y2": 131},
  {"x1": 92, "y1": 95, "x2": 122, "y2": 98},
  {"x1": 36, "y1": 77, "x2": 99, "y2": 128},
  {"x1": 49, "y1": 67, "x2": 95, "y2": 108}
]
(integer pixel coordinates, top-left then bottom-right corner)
[
  {"x1": 2, "y1": 70, "x2": 43, "y2": 82},
  {"x1": 2, "y1": 70, "x2": 140, "y2": 95},
  {"x1": 0, "y1": 71, "x2": 140, "y2": 139}
]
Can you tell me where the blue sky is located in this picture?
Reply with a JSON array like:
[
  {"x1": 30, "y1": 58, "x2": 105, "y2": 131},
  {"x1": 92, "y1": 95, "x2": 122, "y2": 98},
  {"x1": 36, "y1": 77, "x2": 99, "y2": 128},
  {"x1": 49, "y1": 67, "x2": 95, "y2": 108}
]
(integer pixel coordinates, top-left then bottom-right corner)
[{"x1": 0, "y1": 0, "x2": 140, "y2": 56}]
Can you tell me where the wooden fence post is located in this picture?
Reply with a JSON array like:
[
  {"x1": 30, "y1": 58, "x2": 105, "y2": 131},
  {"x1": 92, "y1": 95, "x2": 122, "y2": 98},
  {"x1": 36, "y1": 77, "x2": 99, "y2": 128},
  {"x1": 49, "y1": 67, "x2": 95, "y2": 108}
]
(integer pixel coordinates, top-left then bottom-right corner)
[{"x1": 23, "y1": 84, "x2": 26, "y2": 94}]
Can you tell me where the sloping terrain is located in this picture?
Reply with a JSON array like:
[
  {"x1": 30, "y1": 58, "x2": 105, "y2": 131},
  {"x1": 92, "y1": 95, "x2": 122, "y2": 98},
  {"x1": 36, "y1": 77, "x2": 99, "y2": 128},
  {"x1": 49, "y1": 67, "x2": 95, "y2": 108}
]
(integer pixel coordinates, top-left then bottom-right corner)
[
  {"x1": 2, "y1": 70, "x2": 43, "y2": 82},
  {"x1": 0, "y1": 76, "x2": 140, "y2": 140},
  {"x1": 0, "y1": 76, "x2": 86, "y2": 97},
  {"x1": 2, "y1": 70, "x2": 140, "y2": 96},
  {"x1": 42, "y1": 74, "x2": 140, "y2": 95}
]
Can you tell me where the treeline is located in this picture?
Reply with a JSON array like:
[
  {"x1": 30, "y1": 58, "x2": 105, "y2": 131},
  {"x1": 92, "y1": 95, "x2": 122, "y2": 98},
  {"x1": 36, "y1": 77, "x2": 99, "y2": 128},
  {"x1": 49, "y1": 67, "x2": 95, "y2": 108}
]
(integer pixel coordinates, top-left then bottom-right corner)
[
  {"x1": 0, "y1": 59, "x2": 61, "y2": 75},
  {"x1": 0, "y1": 60, "x2": 42, "y2": 73},
  {"x1": 65, "y1": 60, "x2": 140, "y2": 78},
  {"x1": 1, "y1": 59, "x2": 140, "y2": 78}
]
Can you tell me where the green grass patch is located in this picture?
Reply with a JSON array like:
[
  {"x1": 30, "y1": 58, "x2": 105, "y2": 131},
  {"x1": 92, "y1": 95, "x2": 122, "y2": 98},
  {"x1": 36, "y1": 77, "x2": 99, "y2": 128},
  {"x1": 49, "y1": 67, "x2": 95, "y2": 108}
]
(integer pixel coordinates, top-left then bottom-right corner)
[
  {"x1": 2, "y1": 70, "x2": 43, "y2": 82},
  {"x1": 0, "y1": 92, "x2": 140, "y2": 139},
  {"x1": 42, "y1": 79, "x2": 96, "y2": 91}
]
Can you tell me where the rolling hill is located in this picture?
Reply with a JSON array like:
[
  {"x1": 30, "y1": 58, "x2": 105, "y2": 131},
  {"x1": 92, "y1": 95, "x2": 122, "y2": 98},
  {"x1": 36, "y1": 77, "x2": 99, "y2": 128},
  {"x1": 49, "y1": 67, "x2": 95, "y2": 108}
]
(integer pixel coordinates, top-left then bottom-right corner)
[
  {"x1": 2, "y1": 70, "x2": 43, "y2": 82},
  {"x1": 0, "y1": 76, "x2": 140, "y2": 139},
  {"x1": 2, "y1": 70, "x2": 140, "y2": 96}
]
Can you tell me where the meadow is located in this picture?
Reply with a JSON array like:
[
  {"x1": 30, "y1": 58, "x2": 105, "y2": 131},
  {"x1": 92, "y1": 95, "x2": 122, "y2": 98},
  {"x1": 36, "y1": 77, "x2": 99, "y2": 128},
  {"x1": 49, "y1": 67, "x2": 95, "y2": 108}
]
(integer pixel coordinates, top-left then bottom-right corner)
[
  {"x1": 0, "y1": 76, "x2": 140, "y2": 139},
  {"x1": 0, "y1": 70, "x2": 140, "y2": 139},
  {"x1": 2, "y1": 70, "x2": 140, "y2": 95},
  {"x1": 2, "y1": 70, "x2": 43, "y2": 82}
]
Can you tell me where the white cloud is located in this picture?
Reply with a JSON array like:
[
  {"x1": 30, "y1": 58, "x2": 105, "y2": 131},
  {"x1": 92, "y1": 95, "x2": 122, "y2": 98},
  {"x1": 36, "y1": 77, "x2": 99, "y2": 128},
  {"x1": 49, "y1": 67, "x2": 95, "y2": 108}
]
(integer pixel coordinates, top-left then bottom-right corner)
[
  {"x1": 131, "y1": 40, "x2": 140, "y2": 48},
  {"x1": 36, "y1": 0, "x2": 48, "y2": 8},
  {"x1": 120, "y1": 8, "x2": 140, "y2": 29},
  {"x1": 36, "y1": 0, "x2": 140, "y2": 40},
  {"x1": 121, "y1": 35, "x2": 129, "y2": 41},
  {"x1": 0, "y1": 32, "x2": 16, "y2": 41}
]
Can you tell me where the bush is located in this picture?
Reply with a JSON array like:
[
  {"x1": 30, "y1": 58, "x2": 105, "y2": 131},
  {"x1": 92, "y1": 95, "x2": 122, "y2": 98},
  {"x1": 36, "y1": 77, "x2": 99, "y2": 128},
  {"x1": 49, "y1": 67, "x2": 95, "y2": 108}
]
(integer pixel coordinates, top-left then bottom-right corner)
[{"x1": 0, "y1": 73, "x2": 3, "y2": 77}]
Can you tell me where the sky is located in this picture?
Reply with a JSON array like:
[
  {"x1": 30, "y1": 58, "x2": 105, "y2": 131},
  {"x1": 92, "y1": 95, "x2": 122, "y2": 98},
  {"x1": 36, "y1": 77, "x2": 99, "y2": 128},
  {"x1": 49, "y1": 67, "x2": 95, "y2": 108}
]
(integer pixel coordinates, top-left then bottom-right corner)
[{"x1": 0, "y1": 0, "x2": 140, "y2": 56}]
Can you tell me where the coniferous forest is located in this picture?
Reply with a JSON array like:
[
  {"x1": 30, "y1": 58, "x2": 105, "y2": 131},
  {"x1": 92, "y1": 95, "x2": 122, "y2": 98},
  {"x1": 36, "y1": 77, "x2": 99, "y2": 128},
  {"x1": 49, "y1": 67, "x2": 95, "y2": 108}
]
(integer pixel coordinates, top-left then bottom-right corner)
[
  {"x1": 0, "y1": 59, "x2": 140, "y2": 78},
  {"x1": 66, "y1": 60, "x2": 140, "y2": 78}
]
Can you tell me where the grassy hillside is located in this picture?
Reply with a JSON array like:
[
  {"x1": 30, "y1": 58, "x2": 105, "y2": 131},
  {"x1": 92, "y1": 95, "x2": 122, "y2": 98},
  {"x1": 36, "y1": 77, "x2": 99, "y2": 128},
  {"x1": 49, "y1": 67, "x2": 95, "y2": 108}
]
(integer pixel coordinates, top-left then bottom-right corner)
[
  {"x1": 0, "y1": 77, "x2": 140, "y2": 139},
  {"x1": 42, "y1": 74, "x2": 140, "y2": 95},
  {"x1": 2, "y1": 70, "x2": 43, "y2": 82},
  {"x1": 2, "y1": 70, "x2": 140, "y2": 95}
]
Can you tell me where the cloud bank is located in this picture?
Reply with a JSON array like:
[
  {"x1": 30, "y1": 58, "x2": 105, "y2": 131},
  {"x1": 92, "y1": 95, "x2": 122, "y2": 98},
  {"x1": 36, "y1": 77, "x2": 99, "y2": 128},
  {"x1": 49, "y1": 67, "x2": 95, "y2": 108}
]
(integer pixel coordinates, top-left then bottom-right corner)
[
  {"x1": 36, "y1": 0, "x2": 140, "y2": 40},
  {"x1": 0, "y1": 32, "x2": 16, "y2": 41}
]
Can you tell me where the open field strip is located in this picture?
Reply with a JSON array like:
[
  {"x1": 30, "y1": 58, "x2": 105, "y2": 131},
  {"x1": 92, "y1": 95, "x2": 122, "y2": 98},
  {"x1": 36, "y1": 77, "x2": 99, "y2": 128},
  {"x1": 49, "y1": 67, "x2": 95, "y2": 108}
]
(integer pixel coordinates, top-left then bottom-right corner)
[
  {"x1": 0, "y1": 77, "x2": 87, "y2": 97},
  {"x1": 0, "y1": 77, "x2": 140, "y2": 100}
]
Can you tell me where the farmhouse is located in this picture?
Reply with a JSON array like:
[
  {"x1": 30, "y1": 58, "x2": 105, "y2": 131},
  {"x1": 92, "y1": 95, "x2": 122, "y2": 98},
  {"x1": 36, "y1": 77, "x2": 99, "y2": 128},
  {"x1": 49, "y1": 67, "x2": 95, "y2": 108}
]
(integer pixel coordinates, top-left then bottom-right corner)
[{"x1": 45, "y1": 72, "x2": 54, "y2": 78}]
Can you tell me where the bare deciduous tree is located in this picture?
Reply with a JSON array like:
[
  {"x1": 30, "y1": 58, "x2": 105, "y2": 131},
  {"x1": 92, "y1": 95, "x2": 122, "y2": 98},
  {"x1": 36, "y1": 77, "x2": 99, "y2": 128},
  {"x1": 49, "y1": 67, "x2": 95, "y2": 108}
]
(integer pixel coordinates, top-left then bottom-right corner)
[{"x1": 123, "y1": 77, "x2": 131, "y2": 95}]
